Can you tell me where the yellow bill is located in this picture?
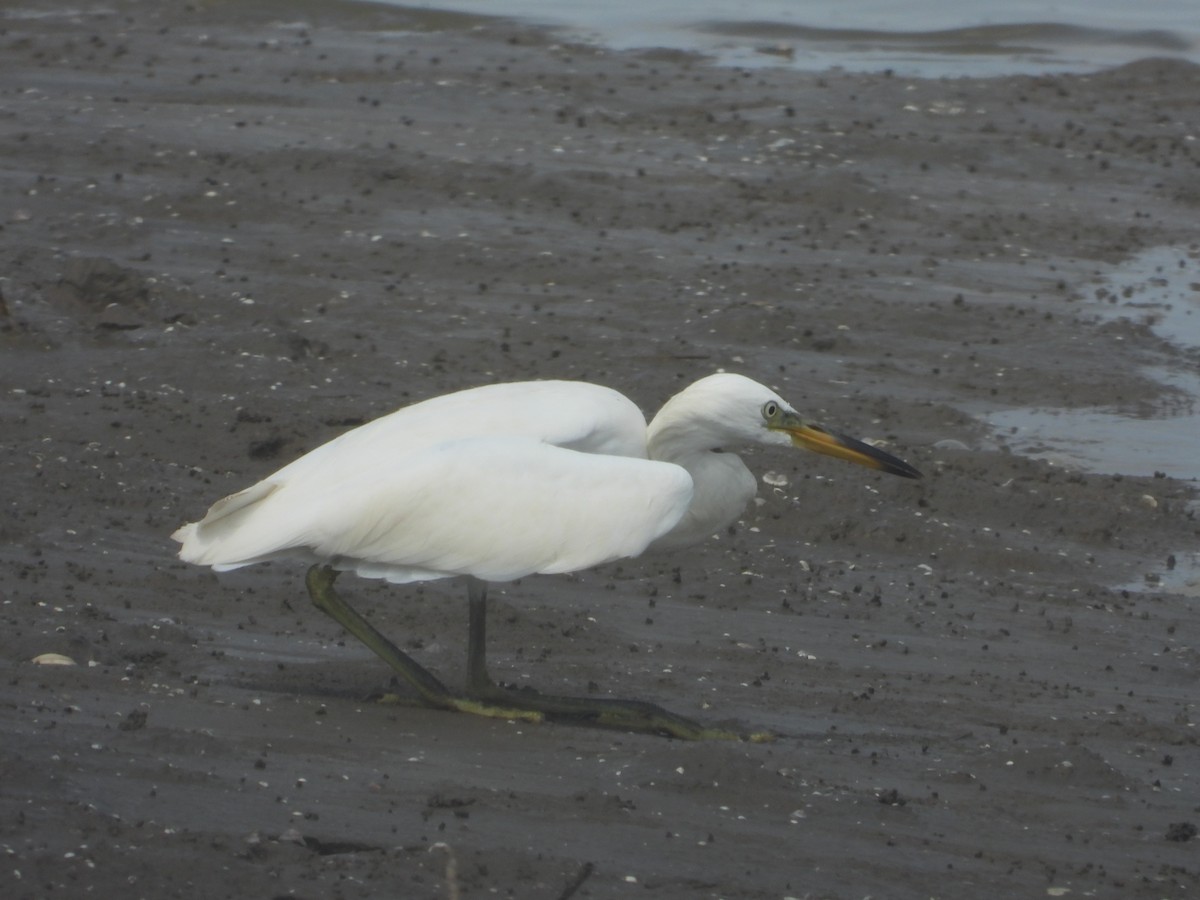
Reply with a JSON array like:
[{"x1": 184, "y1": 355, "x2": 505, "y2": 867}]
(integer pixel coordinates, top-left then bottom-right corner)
[{"x1": 782, "y1": 420, "x2": 921, "y2": 479}]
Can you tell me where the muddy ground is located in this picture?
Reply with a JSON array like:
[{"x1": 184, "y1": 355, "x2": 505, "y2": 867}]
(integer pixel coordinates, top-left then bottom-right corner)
[{"x1": 2, "y1": 1, "x2": 1198, "y2": 897}]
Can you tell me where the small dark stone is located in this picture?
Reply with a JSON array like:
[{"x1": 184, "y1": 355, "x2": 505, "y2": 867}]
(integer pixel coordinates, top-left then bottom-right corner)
[{"x1": 1166, "y1": 821, "x2": 1197, "y2": 842}]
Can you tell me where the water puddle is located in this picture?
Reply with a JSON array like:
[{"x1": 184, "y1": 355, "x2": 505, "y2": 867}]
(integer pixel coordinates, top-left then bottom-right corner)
[
  {"x1": 1119, "y1": 546, "x2": 1200, "y2": 598},
  {"x1": 986, "y1": 367, "x2": 1200, "y2": 480},
  {"x1": 374, "y1": 1, "x2": 1200, "y2": 77},
  {"x1": 980, "y1": 246, "x2": 1199, "y2": 595},
  {"x1": 1090, "y1": 244, "x2": 1200, "y2": 349},
  {"x1": 984, "y1": 246, "x2": 1200, "y2": 480}
]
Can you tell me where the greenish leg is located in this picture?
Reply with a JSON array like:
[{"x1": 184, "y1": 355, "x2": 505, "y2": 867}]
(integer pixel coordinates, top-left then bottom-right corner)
[
  {"x1": 464, "y1": 577, "x2": 766, "y2": 740},
  {"x1": 306, "y1": 565, "x2": 541, "y2": 722},
  {"x1": 465, "y1": 577, "x2": 494, "y2": 694},
  {"x1": 307, "y1": 565, "x2": 772, "y2": 742}
]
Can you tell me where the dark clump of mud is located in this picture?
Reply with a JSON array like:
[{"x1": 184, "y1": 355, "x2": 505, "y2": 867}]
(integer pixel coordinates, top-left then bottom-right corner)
[{"x1": 1, "y1": 2, "x2": 1198, "y2": 897}]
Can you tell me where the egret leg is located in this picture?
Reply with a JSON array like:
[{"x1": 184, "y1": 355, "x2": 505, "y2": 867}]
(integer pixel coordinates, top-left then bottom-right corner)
[
  {"x1": 465, "y1": 577, "x2": 494, "y2": 693},
  {"x1": 307, "y1": 565, "x2": 769, "y2": 741},
  {"x1": 305, "y1": 565, "x2": 541, "y2": 723},
  {"x1": 459, "y1": 579, "x2": 769, "y2": 742}
]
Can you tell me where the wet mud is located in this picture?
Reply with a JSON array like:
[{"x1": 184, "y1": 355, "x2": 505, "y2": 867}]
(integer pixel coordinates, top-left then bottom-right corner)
[{"x1": 2, "y1": 2, "x2": 1198, "y2": 897}]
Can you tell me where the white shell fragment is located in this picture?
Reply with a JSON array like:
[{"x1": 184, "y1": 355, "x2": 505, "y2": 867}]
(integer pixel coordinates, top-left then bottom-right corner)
[{"x1": 32, "y1": 653, "x2": 78, "y2": 666}]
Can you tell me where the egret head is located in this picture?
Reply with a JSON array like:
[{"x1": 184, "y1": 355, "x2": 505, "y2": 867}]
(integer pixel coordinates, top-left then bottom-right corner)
[
  {"x1": 650, "y1": 373, "x2": 920, "y2": 479},
  {"x1": 760, "y1": 397, "x2": 921, "y2": 478}
]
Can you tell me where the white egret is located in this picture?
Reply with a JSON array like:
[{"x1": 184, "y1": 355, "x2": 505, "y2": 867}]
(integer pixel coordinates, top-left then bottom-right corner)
[{"x1": 174, "y1": 373, "x2": 920, "y2": 739}]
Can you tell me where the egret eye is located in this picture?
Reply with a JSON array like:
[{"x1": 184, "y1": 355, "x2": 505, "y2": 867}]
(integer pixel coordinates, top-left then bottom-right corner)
[{"x1": 762, "y1": 401, "x2": 779, "y2": 420}]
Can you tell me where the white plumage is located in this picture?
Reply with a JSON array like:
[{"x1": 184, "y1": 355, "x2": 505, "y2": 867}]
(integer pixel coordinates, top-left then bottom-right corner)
[
  {"x1": 176, "y1": 375, "x2": 772, "y2": 579},
  {"x1": 171, "y1": 374, "x2": 916, "y2": 739},
  {"x1": 175, "y1": 373, "x2": 919, "y2": 581},
  {"x1": 173, "y1": 372, "x2": 919, "y2": 738}
]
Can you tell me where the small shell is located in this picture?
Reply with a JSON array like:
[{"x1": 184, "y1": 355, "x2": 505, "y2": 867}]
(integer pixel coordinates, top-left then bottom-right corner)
[{"x1": 31, "y1": 653, "x2": 77, "y2": 666}]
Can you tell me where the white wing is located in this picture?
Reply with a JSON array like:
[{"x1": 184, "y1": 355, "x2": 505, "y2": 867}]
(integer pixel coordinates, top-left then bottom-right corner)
[
  {"x1": 266, "y1": 380, "x2": 649, "y2": 487},
  {"x1": 173, "y1": 380, "x2": 689, "y2": 582},
  {"x1": 175, "y1": 436, "x2": 693, "y2": 583}
]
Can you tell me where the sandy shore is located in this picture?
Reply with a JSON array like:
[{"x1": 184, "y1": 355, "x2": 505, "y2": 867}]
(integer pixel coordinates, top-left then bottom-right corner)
[{"x1": 2, "y1": 1, "x2": 1198, "y2": 897}]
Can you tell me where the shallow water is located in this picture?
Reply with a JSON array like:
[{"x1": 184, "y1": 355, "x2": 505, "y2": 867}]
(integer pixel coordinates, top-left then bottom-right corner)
[
  {"x1": 1091, "y1": 244, "x2": 1200, "y2": 350},
  {"x1": 987, "y1": 367, "x2": 1200, "y2": 480},
  {"x1": 394, "y1": 0, "x2": 1200, "y2": 75},
  {"x1": 982, "y1": 247, "x2": 1200, "y2": 596},
  {"x1": 1119, "y1": 545, "x2": 1200, "y2": 598},
  {"x1": 984, "y1": 246, "x2": 1200, "y2": 481}
]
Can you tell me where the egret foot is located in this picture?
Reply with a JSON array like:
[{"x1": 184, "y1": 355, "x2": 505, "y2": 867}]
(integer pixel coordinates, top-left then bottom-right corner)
[
  {"x1": 466, "y1": 679, "x2": 745, "y2": 740},
  {"x1": 306, "y1": 565, "x2": 767, "y2": 741},
  {"x1": 373, "y1": 688, "x2": 545, "y2": 723}
]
